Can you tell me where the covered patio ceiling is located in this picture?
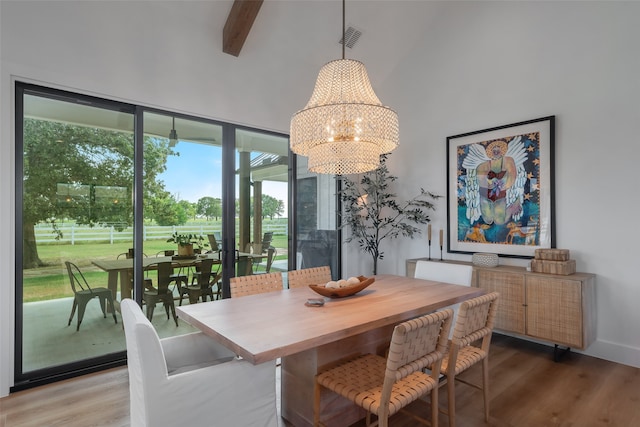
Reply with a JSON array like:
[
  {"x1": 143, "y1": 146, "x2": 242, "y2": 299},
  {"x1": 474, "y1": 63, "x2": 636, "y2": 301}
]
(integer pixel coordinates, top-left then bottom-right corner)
[
  {"x1": 24, "y1": 94, "x2": 288, "y2": 159},
  {"x1": 243, "y1": 153, "x2": 288, "y2": 183}
]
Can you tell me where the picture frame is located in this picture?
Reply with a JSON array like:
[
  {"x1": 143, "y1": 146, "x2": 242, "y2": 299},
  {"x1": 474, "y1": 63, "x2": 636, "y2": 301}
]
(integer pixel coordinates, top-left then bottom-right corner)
[{"x1": 446, "y1": 116, "x2": 555, "y2": 257}]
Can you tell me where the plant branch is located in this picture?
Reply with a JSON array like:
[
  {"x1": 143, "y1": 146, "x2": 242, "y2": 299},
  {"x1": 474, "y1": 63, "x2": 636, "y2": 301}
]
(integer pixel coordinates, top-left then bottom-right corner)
[{"x1": 338, "y1": 154, "x2": 441, "y2": 275}]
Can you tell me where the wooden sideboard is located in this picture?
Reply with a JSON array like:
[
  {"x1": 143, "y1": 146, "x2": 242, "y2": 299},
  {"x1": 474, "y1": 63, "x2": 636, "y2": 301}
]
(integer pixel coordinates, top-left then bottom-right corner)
[{"x1": 406, "y1": 258, "x2": 596, "y2": 351}]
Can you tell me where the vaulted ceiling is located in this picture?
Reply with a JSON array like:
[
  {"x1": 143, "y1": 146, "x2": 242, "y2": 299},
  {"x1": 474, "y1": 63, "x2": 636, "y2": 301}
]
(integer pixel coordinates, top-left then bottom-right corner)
[
  {"x1": 5, "y1": 1, "x2": 440, "y2": 142},
  {"x1": 215, "y1": 0, "x2": 436, "y2": 87}
]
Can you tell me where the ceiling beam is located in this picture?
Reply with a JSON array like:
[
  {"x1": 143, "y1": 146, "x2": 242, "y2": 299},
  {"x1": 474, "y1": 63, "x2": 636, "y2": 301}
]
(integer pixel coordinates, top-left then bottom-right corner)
[{"x1": 223, "y1": 0, "x2": 264, "y2": 57}]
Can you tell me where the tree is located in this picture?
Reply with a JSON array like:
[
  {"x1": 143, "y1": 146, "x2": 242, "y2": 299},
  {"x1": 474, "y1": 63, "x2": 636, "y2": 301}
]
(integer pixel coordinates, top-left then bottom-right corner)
[
  {"x1": 196, "y1": 196, "x2": 222, "y2": 220},
  {"x1": 178, "y1": 200, "x2": 196, "y2": 222},
  {"x1": 339, "y1": 154, "x2": 441, "y2": 275},
  {"x1": 262, "y1": 194, "x2": 285, "y2": 220},
  {"x1": 152, "y1": 195, "x2": 185, "y2": 226},
  {"x1": 22, "y1": 119, "x2": 174, "y2": 268}
]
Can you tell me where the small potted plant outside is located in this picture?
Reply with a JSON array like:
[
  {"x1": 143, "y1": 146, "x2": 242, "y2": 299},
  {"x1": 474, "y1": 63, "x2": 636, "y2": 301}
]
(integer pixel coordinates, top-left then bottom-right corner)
[{"x1": 167, "y1": 232, "x2": 208, "y2": 257}]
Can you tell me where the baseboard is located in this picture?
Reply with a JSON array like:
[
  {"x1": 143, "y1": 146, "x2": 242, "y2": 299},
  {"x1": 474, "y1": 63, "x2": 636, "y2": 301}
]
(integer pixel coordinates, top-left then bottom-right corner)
[
  {"x1": 580, "y1": 339, "x2": 640, "y2": 369},
  {"x1": 495, "y1": 332, "x2": 640, "y2": 368}
]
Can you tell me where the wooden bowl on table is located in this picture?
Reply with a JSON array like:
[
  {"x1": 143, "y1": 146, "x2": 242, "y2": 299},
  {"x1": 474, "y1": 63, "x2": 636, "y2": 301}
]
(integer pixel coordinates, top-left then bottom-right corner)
[{"x1": 308, "y1": 276, "x2": 375, "y2": 298}]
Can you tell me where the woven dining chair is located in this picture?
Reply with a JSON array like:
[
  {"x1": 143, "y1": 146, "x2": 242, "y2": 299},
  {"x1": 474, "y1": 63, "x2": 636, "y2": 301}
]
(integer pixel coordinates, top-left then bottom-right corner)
[
  {"x1": 439, "y1": 292, "x2": 499, "y2": 427},
  {"x1": 314, "y1": 309, "x2": 453, "y2": 427},
  {"x1": 230, "y1": 272, "x2": 283, "y2": 298},
  {"x1": 287, "y1": 266, "x2": 332, "y2": 289}
]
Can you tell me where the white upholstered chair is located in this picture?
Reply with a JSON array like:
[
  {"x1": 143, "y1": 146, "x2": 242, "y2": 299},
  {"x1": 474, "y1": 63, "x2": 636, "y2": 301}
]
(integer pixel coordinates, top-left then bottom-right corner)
[
  {"x1": 414, "y1": 260, "x2": 473, "y2": 337},
  {"x1": 121, "y1": 299, "x2": 278, "y2": 427},
  {"x1": 414, "y1": 260, "x2": 473, "y2": 286}
]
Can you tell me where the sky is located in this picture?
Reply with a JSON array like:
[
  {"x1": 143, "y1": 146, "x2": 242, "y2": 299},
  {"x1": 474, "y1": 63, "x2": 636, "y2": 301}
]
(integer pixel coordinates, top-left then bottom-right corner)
[{"x1": 158, "y1": 141, "x2": 289, "y2": 216}]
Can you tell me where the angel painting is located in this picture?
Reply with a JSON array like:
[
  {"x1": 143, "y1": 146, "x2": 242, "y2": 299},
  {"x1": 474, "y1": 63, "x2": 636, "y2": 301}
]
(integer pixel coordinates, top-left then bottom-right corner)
[
  {"x1": 448, "y1": 116, "x2": 554, "y2": 255},
  {"x1": 462, "y1": 136, "x2": 528, "y2": 227}
]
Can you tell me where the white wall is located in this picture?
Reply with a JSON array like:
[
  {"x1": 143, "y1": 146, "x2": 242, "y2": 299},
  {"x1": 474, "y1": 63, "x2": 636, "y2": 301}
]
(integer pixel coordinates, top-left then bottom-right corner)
[
  {"x1": 2, "y1": 0, "x2": 639, "y2": 396},
  {"x1": 345, "y1": 1, "x2": 640, "y2": 368}
]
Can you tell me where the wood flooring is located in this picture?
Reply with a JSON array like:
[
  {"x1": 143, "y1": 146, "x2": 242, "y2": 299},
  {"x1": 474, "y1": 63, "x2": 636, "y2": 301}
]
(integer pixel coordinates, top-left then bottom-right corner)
[{"x1": 1, "y1": 334, "x2": 638, "y2": 427}]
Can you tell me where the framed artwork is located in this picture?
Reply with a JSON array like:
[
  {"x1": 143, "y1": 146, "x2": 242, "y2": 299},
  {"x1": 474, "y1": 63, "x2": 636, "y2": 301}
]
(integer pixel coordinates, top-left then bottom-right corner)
[{"x1": 446, "y1": 116, "x2": 555, "y2": 257}]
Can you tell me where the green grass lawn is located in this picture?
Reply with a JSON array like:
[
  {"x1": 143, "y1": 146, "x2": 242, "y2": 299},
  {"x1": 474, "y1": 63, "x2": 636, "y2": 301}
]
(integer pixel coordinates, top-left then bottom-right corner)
[{"x1": 22, "y1": 235, "x2": 288, "y2": 302}]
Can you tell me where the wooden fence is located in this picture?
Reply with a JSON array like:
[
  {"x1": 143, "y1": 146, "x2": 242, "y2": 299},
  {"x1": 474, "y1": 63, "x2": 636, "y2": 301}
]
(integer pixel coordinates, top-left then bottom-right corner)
[{"x1": 34, "y1": 223, "x2": 288, "y2": 245}]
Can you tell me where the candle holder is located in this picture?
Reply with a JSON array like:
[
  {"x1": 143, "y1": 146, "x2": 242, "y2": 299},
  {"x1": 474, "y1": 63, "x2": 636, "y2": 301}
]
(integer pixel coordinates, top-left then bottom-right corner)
[
  {"x1": 440, "y1": 244, "x2": 443, "y2": 261},
  {"x1": 428, "y1": 240, "x2": 432, "y2": 260}
]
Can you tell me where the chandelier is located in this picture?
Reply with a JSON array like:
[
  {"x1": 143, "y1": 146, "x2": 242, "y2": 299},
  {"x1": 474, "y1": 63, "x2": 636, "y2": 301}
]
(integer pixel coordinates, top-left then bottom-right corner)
[{"x1": 289, "y1": 0, "x2": 398, "y2": 175}]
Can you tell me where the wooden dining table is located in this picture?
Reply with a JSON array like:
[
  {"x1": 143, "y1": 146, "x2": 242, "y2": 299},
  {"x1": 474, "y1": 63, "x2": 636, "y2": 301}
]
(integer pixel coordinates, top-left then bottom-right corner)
[{"x1": 176, "y1": 274, "x2": 484, "y2": 427}]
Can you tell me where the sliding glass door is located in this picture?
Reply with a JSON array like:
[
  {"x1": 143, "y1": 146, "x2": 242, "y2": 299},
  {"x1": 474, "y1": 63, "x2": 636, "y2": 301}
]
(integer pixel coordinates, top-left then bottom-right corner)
[
  {"x1": 234, "y1": 129, "x2": 290, "y2": 279},
  {"x1": 14, "y1": 83, "x2": 299, "y2": 390},
  {"x1": 140, "y1": 111, "x2": 224, "y2": 329},
  {"x1": 16, "y1": 83, "x2": 136, "y2": 386}
]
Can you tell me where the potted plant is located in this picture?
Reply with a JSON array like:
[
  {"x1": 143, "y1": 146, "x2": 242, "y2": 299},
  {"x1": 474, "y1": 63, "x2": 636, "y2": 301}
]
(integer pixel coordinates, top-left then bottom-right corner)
[
  {"x1": 339, "y1": 154, "x2": 441, "y2": 275},
  {"x1": 166, "y1": 232, "x2": 208, "y2": 256}
]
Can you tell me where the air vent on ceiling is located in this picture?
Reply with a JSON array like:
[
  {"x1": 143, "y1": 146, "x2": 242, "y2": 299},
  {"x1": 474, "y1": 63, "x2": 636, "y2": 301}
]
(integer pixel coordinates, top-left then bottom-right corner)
[{"x1": 339, "y1": 26, "x2": 362, "y2": 49}]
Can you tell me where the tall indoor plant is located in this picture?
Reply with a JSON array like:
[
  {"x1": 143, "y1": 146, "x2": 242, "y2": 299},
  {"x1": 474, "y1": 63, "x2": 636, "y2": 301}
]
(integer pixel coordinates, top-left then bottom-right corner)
[{"x1": 339, "y1": 154, "x2": 440, "y2": 275}]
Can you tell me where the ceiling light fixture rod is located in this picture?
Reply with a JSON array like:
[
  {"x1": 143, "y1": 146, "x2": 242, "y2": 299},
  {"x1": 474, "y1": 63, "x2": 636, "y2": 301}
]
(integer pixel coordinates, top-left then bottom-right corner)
[
  {"x1": 342, "y1": 0, "x2": 346, "y2": 59},
  {"x1": 169, "y1": 117, "x2": 178, "y2": 147}
]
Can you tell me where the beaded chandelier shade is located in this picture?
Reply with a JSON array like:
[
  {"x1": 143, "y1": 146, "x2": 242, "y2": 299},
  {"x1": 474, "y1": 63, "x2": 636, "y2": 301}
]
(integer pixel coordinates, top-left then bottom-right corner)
[{"x1": 289, "y1": 2, "x2": 398, "y2": 175}]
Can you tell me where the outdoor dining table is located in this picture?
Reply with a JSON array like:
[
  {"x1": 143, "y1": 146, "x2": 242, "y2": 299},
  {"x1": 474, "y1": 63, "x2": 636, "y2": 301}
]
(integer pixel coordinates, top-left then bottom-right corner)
[
  {"x1": 92, "y1": 253, "x2": 224, "y2": 302},
  {"x1": 176, "y1": 273, "x2": 484, "y2": 427}
]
